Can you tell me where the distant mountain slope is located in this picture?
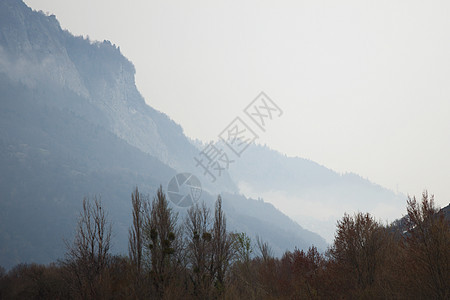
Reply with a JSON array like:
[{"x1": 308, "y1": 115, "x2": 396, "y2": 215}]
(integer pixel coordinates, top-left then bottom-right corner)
[
  {"x1": 389, "y1": 203, "x2": 450, "y2": 235},
  {"x1": 223, "y1": 193, "x2": 327, "y2": 252},
  {"x1": 231, "y1": 145, "x2": 406, "y2": 242},
  {"x1": 0, "y1": 0, "x2": 326, "y2": 269},
  {"x1": 441, "y1": 203, "x2": 450, "y2": 220}
]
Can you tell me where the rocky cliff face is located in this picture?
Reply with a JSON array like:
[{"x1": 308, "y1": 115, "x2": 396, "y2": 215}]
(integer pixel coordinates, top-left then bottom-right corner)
[
  {"x1": 0, "y1": 1, "x2": 88, "y2": 97},
  {"x1": 0, "y1": 0, "x2": 191, "y2": 173}
]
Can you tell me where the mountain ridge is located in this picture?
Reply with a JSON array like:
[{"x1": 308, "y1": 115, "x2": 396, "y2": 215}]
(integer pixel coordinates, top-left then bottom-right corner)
[{"x1": 0, "y1": 0, "x2": 327, "y2": 269}]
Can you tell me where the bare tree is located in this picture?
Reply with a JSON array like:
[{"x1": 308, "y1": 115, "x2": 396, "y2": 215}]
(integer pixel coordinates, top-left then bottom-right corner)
[
  {"x1": 65, "y1": 196, "x2": 112, "y2": 299},
  {"x1": 128, "y1": 186, "x2": 146, "y2": 297},
  {"x1": 328, "y1": 212, "x2": 387, "y2": 293},
  {"x1": 185, "y1": 202, "x2": 213, "y2": 298},
  {"x1": 403, "y1": 192, "x2": 450, "y2": 299},
  {"x1": 230, "y1": 232, "x2": 258, "y2": 297},
  {"x1": 143, "y1": 185, "x2": 182, "y2": 297},
  {"x1": 211, "y1": 195, "x2": 234, "y2": 294},
  {"x1": 233, "y1": 232, "x2": 253, "y2": 264},
  {"x1": 256, "y1": 235, "x2": 273, "y2": 262}
]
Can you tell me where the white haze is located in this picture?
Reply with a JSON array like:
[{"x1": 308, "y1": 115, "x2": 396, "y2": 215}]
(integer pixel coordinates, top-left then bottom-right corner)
[{"x1": 24, "y1": 0, "x2": 450, "y2": 216}]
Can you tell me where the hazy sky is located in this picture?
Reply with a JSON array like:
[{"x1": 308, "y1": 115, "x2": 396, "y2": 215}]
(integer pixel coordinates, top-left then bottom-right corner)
[{"x1": 25, "y1": 0, "x2": 450, "y2": 208}]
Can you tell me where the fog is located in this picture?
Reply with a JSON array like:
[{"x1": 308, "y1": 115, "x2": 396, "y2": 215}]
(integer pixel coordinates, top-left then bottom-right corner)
[{"x1": 25, "y1": 0, "x2": 450, "y2": 208}]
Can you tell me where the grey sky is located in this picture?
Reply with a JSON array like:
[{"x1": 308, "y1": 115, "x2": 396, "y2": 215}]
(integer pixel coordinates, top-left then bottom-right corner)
[{"x1": 25, "y1": 0, "x2": 450, "y2": 209}]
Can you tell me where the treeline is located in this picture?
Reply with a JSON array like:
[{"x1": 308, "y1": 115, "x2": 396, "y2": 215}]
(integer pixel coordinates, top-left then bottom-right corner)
[{"x1": 0, "y1": 189, "x2": 448, "y2": 299}]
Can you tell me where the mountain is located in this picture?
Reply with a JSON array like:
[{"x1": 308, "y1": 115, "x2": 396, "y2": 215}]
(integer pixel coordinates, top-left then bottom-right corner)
[
  {"x1": 441, "y1": 203, "x2": 450, "y2": 220},
  {"x1": 389, "y1": 203, "x2": 450, "y2": 235},
  {"x1": 0, "y1": 0, "x2": 327, "y2": 269},
  {"x1": 229, "y1": 144, "x2": 406, "y2": 242}
]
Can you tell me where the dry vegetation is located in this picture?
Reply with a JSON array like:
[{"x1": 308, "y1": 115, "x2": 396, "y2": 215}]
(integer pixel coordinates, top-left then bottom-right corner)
[{"x1": 0, "y1": 190, "x2": 448, "y2": 299}]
